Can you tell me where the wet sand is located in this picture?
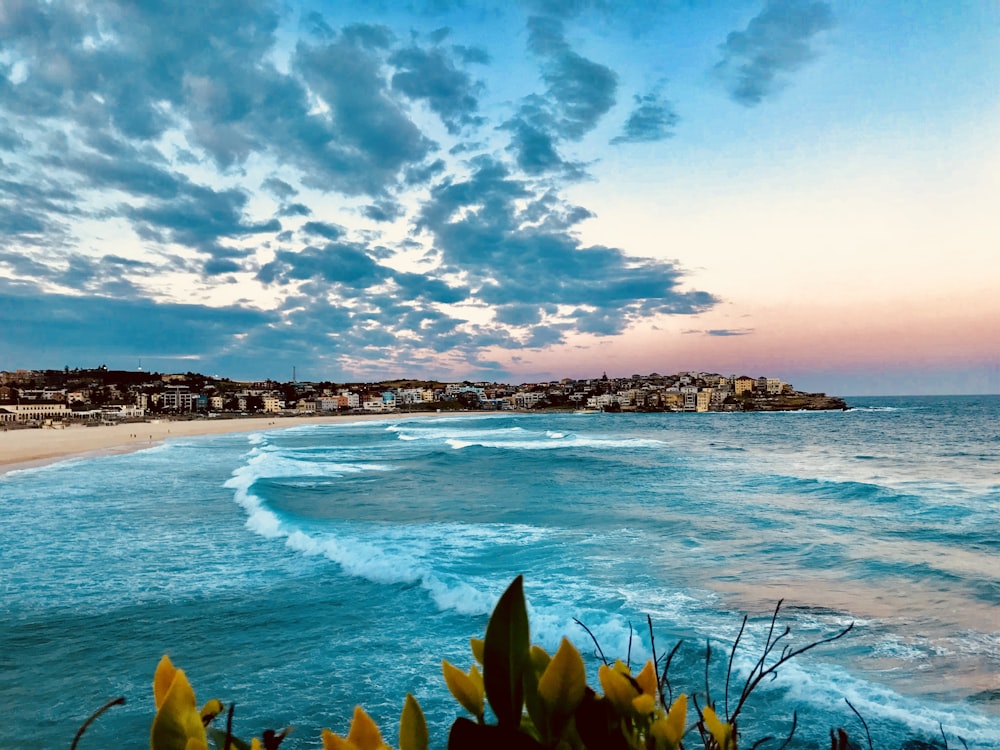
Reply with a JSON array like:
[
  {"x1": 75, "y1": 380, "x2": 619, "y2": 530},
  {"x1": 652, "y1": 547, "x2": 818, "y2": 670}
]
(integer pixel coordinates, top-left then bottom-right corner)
[{"x1": 0, "y1": 413, "x2": 422, "y2": 475}]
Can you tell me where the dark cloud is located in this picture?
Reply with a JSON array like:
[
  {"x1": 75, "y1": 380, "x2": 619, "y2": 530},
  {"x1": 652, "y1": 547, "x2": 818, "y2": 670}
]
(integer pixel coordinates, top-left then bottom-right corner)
[
  {"x1": 362, "y1": 200, "x2": 405, "y2": 223},
  {"x1": 503, "y1": 106, "x2": 568, "y2": 175},
  {"x1": 714, "y1": 0, "x2": 834, "y2": 106},
  {"x1": 279, "y1": 203, "x2": 312, "y2": 217},
  {"x1": 124, "y1": 183, "x2": 280, "y2": 269},
  {"x1": 500, "y1": 15, "x2": 616, "y2": 175},
  {"x1": 262, "y1": 177, "x2": 297, "y2": 199},
  {"x1": 707, "y1": 328, "x2": 754, "y2": 336},
  {"x1": 292, "y1": 28, "x2": 435, "y2": 194},
  {"x1": 390, "y1": 44, "x2": 486, "y2": 133},
  {"x1": 302, "y1": 221, "x2": 346, "y2": 240},
  {"x1": 0, "y1": 1, "x2": 725, "y2": 378},
  {"x1": 418, "y1": 158, "x2": 716, "y2": 344},
  {"x1": 0, "y1": 280, "x2": 275, "y2": 361},
  {"x1": 258, "y1": 242, "x2": 391, "y2": 288},
  {"x1": 526, "y1": 16, "x2": 617, "y2": 139},
  {"x1": 611, "y1": 91, "x2": 679, "y2": 144}
]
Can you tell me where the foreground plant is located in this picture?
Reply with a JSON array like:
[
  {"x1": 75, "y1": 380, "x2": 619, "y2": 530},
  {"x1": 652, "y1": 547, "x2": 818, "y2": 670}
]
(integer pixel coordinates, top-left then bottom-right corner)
[{"x1": 71, "y1": 576, "x2": 874, "y2": 749}]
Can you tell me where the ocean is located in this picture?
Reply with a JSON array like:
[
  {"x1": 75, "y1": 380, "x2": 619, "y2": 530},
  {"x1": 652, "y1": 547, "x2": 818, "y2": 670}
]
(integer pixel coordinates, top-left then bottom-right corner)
[{"x1": 1, "y1": 395, "x2": 998, "y2": 749}]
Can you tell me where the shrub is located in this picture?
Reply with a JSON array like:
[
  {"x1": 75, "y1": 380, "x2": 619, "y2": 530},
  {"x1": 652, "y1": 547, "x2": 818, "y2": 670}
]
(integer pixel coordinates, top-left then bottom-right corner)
[{"x1": 73, "y1": 576, "x2": 863, "y2": 750}]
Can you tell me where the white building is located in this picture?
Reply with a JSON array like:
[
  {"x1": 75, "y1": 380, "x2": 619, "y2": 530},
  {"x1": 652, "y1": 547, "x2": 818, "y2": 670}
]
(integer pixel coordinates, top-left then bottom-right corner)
[{"x1": 7, "y1": 403, "x2": 73, "y2": 422}]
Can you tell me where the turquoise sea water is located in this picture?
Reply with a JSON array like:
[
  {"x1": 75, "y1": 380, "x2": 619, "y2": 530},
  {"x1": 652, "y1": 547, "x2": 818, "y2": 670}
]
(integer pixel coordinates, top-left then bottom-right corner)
[{"x1": 2, "y1": 395, "x2": 999, "y2": 749}]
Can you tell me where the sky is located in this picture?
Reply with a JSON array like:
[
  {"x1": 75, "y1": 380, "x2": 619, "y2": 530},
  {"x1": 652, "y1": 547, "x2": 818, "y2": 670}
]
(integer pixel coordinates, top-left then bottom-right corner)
[{"x1": 1, "y1": 0, "x2": 998, "y2": 395}]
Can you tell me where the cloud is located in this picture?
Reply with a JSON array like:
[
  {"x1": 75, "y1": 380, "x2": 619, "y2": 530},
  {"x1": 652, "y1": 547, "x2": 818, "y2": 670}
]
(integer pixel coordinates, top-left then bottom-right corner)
[
  {"x1": 301, "y1": 221, "x2": 346, "y2": 240},
  {"x1": 706, "y1": 328, "x2": 754, "y2": 336},
  {"x1": 258, "y1": 241, "x2": 390, "y2": 289},
  {"x1": 390, "y1": 43, "x2": 487, "y2": 134},
  {"x1": 124, "y1": 182, "x2": 281, "y2": 271},
  {"x1": 714, "y1": 0, "x2": 835, "y2": 106},
  {"x1": 500, "y1": 14, "x2": 617, "y2": 176},
  {"x1": 418, "y1": 157, "x2": 716, "y2": 343},
  {"x1": 262, "y1": 177, "x2": 297, "y2": 199},
  {"x1": 292, "y1": 28, "x2": 436, "y2": 194},
  {"x1": 0, "y1": 1, "x2": 727, "y2": 379},
  {"x1": 0, "y1": 279, "x2": 275, "y2": 362},
  {"x1": 611, "y1": 91, "x2": 679, "y2": 144},
  {"x1": 526, "y1": 16, "x2": 618, "y2": 139},
  {"x1": 683, "y1": 328, "x2": 755, "y2": 337}
]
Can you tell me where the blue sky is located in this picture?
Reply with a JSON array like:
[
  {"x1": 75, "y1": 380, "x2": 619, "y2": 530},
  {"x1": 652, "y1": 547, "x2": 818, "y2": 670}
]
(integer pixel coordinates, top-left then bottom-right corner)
[{"x1": 1, "y1": 0, "x2": 998, "y2": 394}]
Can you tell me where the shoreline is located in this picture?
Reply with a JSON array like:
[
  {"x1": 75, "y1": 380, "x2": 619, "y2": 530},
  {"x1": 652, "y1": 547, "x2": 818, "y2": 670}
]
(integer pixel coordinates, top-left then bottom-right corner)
[{"x1": 0, "y1": 413, "x2": 428, "y2": 475}]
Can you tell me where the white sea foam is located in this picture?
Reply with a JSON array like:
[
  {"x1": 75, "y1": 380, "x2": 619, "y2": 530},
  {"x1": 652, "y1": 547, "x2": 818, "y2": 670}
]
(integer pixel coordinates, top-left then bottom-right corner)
[{"x1": 445, "y1": 435, "x2": 664, "y2": 451}]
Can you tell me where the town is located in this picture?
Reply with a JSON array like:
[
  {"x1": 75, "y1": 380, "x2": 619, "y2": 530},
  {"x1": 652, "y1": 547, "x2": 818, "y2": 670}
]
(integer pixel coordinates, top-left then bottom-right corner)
[{"x1": 0, "y1": 366, "x2": 849, "y2": 427}]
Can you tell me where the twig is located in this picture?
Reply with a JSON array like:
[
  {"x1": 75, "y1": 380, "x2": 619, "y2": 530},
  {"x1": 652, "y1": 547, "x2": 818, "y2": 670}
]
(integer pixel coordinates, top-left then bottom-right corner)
[
  {"x1": 704, "y1": 639, "x2": 712, "y2": 707},
  {"x1": 573, "y1": 618, "x2": 609, "y2": 666},
  {"x1": 627, "y1": 621, "x2": 634, "y2": 672},
  {"x1": 845, "y1": 698, "x2": 873, "y2": 750},
  {"x1": 725, "y1": 614, "x2": 748, "y2": 719},
  {"x1": 660, "y1": 639, "x2": 683, "y2": 707},
  {"x1": 223, "y1": 701, "x2": 235, "y2": 750},
  {"x1": 775, "y1": 710, "x2": 798, "y2": 750},
  {"x1": 730, "y1": 602, "x2": 853, "y2": 725},
  {"x1": 71, "y1": 696, "x2": 126, "y2": 750}
]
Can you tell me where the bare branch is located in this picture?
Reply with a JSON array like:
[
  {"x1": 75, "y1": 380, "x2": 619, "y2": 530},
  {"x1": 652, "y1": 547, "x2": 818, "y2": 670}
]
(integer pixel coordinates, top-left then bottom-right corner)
[
  {"x1": 659, "y1": 639, "x2": 684, "y2": 707},
  {"x1": 573, "y1": 618, "x2": 609, "y2": 666},
  {"x1": 845, "y1": 698, "x2": 873, "y2": 750},
  {"x1": 71, "y1": 696, "x2": 126, "y2": 750},
  {"x1": 725, "y1": 614, "x2": 748, "y2": 720}
]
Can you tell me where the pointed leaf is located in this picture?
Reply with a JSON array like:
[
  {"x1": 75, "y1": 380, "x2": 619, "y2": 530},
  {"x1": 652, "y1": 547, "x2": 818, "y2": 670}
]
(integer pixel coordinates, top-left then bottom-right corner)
[
  {"x1": 442, "y1": 661, "x2": 485, "y2": 718},
  {"x1": 537, "y1": 638, "x2": 586, "y2": 717},
  {"x1": 470, "y1": 638, "x2": 485, "y2": 665},
  {"x1": 702, "y1": 706, "x2": 733, "y2": 750},
  {"x1": 153, "y1": 655, "x2": 177, "y2": 710},
  {"x1": 320, "y1": 729, "x2": 353, "y2": 750},
  {"x1": 346, "y1": 706, "x2": 383, "y2": 750},
  {"x1": 483, "y1": 576, "x2": 530, "y2": 731},
  {"x1": 635, "y1": 660, "x2": 657, "y2": 697},
  {"x1": 399, "y1": 694, "x2": 428, "y2": 750},
  {"x1": 150, "y1": 668, "x2": 209, "y2": 750}
]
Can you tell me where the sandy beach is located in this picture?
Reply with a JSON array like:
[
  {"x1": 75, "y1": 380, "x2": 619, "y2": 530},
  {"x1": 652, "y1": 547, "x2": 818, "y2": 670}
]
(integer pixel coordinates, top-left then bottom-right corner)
[{"x1": 0, "y1": 413, "x2": 418, "y2": 475}]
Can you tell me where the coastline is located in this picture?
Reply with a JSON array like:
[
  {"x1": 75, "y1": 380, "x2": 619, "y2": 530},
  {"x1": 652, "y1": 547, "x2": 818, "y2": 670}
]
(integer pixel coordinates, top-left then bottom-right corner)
[{"x1": 0, "y1": 413, "x2": 426, "y2": 475}]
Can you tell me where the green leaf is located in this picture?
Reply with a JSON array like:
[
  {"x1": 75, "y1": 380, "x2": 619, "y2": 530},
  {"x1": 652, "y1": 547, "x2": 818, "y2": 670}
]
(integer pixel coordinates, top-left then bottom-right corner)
[{"x1": 483, "y1": 575, "x2": 530, "y2": 731}]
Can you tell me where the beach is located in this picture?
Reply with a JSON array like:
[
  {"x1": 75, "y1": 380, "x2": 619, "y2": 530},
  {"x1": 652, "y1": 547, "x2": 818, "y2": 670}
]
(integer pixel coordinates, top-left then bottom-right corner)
[{"x1": 0, "y1": 413, "x2": 413, "y2": 474}]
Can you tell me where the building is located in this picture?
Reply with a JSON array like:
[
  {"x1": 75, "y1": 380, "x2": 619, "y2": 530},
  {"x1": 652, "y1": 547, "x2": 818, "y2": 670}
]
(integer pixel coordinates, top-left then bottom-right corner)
[{"x1": 6, "y1": 403, "x2": 73, "y2": 423}]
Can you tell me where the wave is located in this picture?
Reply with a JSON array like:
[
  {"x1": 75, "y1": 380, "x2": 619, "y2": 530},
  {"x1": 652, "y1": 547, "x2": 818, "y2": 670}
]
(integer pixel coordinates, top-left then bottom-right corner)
[
  {"x1": 387, "y1": 422, "x2": 664, "y2": 452},
  {"x1": 765, "y1": 474, "x2": 919, "y2": 505},
  {"x1": 224, "y1": 447, "x2": 556, "y2": 617}
]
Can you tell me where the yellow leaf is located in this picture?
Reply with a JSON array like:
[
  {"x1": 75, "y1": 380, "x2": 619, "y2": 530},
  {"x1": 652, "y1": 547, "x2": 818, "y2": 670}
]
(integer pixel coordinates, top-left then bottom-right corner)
[
  {"x1": 666, "y1": 694, "x2": 686, "y2": 744},
  {"x1": 470, "y1": 638, "x2": 485, "y2": 665},
  {"x1": 598, "y1": 663, "x2": 639, "y2": 716},
  {"x1": 442, "y1": 660, "x2": 485, "y2": 718},
  {"x1": 537, "y1": 638, "x2": 586, "y2": 717},
  {"x1": 347, "y1": 706, "x2": 385, "y2": 750},
  {"x1": 632, "y1": 693, "x2": 656, "y2": 715},
  {"x1": 530, "y1": 644, "x2": 552, "y2": 676},
  {"x1": 321, "y1": 728, "x2": 356, "y2": 750},
  {"x1": 635, "y1": 660, "x2": 658, "y2": 697},
  {"x1": 399, "y1": 694, "x2": 428, "y2": 750},
  {"x1": 150, "y1": 668, "x2": 209, "y2": 750},
  {"x1": 153, "y1": 655, "x2": 177, "y2": 710},
  {"x1": 199, "y1": 699, "x2": 224, "y2": 725},
  {"x1": 702, "y1": 706, "x2": 733, "y2": 750},
  {"x1": 651, "y1": 694, "x2": 687, "y2": 749}
]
